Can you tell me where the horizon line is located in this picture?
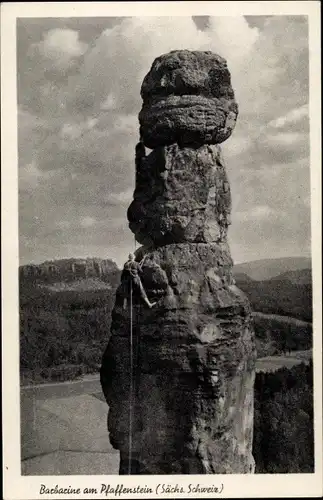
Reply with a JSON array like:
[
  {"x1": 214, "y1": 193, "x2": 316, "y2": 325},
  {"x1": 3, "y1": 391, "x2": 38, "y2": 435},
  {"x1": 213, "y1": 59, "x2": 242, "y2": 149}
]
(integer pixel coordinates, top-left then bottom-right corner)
[{"x1": 19, "y1": 254, "x2": 312, "y2": 269}]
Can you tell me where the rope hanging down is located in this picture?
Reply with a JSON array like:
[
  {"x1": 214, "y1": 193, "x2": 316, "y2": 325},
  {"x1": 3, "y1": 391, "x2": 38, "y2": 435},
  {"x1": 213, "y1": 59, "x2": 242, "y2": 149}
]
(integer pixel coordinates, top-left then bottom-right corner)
[
  {"x1": 128, "y1": 235, "x2": 137, "y2": 474},
  {"x1": 128, "y1": 278, "x2": 133, "y2": 474}
]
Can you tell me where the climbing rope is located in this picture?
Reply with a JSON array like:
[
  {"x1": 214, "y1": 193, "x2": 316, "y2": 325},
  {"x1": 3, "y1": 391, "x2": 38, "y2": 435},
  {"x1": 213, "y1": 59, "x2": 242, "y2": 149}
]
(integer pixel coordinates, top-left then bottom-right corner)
[
  {"x1": 128, "y1": 278, "x2": 133, "y2": 474},
  {"x1": 128, "y1": 137, "x2": 143, "y2": 473},
  {"x1": 128, "y1": 235, "x2": 137, "y2": 474}
]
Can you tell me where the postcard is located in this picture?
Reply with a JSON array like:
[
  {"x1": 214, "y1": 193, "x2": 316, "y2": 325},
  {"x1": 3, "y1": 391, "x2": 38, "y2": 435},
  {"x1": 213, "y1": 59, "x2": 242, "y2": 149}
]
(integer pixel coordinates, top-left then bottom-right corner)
[{"x1": 1, "y1": 1, "x2": 322, "y2": 499}]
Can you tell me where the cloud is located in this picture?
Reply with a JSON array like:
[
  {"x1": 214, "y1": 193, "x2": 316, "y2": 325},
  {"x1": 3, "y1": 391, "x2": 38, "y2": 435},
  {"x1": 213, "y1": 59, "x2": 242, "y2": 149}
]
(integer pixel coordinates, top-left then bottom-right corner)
[
  {"x1": 237, "y1": 205, "x2": 278, "y2": 221},
  {"x1": 101, "y1": 93, "x2": 118, "y2": 111},
  {"x1": 267, "y1": 104, "x2": 309, "y2": 129},
  {"x1": 80, "y1": 216, "x2": 97, "y2": 228},
  {"x1": 59, "y1": 118, "x2": 98, "y2": 139},
  {"x1": 30, "y1": 28, "x2": 88, "y2": 70},
  {"x1": 265, "y1": 132, "x2": 305, "y2": 146},
  {"x1": 205, "y1": 16, "x2": 259, "y2": 63},
  {"x1": 106, "y1": 188, "x2": 134, "y2": 206},
  {"x1": 19, "y1": 162, "x2": 42, "y2": 191},
  {"x1": 17, "y1": 16, "x2": 310, "y2": 266},
  {"x1": 62, "y1": 17, "x2": 212, "y2": 117}
]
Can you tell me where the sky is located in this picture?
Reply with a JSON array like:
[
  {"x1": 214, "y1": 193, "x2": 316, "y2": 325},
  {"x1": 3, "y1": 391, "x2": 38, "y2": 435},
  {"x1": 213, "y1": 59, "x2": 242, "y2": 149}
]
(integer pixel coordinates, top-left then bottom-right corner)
[{"x1": 17, "y1": 15, "x2": 311, "y2": 268}]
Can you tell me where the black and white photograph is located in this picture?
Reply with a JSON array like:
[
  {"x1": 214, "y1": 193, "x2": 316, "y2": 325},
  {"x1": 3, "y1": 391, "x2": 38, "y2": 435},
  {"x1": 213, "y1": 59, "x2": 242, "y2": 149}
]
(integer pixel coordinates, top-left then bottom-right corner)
[{"x1": 2, "y1": 2, "x2": 322, "y2": 499}]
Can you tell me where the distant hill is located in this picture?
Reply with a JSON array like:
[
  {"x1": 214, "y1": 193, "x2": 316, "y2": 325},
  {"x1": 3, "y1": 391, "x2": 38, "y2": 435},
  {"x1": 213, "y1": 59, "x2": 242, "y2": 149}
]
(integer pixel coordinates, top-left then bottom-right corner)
[
  {"x1": 271, "y1": 268, "x2": 312, "y2": 285},
  {"x1": 235, "y1": 272, "x2": 312, "y2": 322},
  {"x1": 234, "y1": 272, "x2": 254, "y2": 283},
  {"x1": 234, "y1": 257, "x2": 311, "y2": 281}
]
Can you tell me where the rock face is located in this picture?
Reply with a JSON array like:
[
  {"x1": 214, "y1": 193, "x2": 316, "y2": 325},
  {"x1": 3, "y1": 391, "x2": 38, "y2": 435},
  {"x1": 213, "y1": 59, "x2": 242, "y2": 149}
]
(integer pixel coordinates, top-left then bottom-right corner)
[
  {"x1": 101, "y1": 50, "x2": 256, "y2": 474},
  {"x1": 128, "y1": 143, "x2": 232, "y2": 247},
  {"x1": 139, "y1": 50, "x2": 238, "y2": 148}
]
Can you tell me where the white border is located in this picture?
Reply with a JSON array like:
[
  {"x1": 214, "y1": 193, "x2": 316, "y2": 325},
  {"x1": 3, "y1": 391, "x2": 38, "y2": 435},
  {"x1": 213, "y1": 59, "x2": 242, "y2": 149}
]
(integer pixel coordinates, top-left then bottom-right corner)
[{"x1": 1, "y1": 2, "x2": 322, "y2": 499}]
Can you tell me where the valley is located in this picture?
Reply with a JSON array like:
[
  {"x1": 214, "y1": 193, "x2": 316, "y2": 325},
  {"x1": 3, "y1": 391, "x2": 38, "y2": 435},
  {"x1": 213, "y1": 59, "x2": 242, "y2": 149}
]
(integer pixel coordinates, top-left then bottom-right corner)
[
  {"x1": 19, "y1": 256, "x2": 314, "y2": 475},
  {"x1": 19, "y1": 256, "x2": 313, "y2": 384}
]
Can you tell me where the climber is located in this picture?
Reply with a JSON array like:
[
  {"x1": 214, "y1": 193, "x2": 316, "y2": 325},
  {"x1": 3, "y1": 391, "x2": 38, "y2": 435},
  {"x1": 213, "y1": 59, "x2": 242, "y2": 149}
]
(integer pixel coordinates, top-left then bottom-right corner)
[{"x1": 122, "y1": 253, "x2": 156, "y2": 310}]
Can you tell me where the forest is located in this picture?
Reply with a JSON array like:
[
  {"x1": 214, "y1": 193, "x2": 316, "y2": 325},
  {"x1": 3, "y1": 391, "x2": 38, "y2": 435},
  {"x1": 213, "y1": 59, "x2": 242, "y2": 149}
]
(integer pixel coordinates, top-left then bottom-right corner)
[
  {"x1": 253, "y1": 312, "x2": 312, "y2": 357},
  {"x1": 20, "y1": 274, "x2": 119, "y2": 383},
  {"x1": 253, "y1": 361, "x2": 314, "y2": 473},
  {"x1": 237, "y1": 276, "x2": 312, "y2": 322}
]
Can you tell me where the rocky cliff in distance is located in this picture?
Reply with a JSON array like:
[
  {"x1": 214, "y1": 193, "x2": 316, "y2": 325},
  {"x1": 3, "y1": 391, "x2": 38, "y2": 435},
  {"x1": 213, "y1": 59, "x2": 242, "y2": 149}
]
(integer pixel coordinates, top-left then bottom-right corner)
[
  {"x1": 19, "y1": 258, "x2": 119, "y2": 282},
  {"x1": 101, "y1": 50, "x2": 256, "y2": 475}
]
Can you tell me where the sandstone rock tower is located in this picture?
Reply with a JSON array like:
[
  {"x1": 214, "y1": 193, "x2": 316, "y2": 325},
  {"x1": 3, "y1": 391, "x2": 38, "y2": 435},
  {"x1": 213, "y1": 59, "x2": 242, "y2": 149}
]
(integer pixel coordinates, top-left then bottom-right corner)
[{"x1": 100, "y1": 50, "x2": 256, "y2": 474}]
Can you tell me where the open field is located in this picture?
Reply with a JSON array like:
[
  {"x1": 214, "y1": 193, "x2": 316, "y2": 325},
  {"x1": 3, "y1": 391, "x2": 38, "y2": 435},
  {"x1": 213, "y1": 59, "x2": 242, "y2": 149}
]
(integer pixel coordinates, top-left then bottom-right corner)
[
  {"x1": 21, "y1": 387, "x2": 119, "y2": 475},
  {"x1": 256, "y1": 351, "x2": 311, "y2": 373}
]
